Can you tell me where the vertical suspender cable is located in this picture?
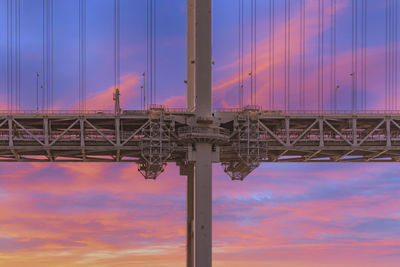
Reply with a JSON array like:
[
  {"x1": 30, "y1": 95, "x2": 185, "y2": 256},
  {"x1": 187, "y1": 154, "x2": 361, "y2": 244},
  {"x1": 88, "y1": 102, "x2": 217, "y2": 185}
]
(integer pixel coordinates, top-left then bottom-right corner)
[
  {"x1": 318, "y1": 0, "x2": 321, "y2": 112},
  {"x1": 271, "y1": 0, "x2": 275, "y2": 110},
  {"x1": 333, "y1": 0, "x2": 338, "y2": 112},
  {"x1": 45, "y1": 0, "x2": 47, "y2": 111},
  {"x1": 114, "y1": 0, "x2": 120, "y2": 106},
  {"x1": 321, "y1": 0, "x2": 324, "y2": 111},
  {"x1": 81, "y1": 0, "x2": 86, "y2": 111},
  {"x1": 238, "y1": 0, "x2": 240, "y2": 107},
  {"x1": 364, "y1": 0, "x2": 366, "y2": 110},
  {"x1": 11, "y1": 0, "x2": 14, "y2": 111},
  {"x1": 83, "y1": 0, "x2": 86, "y2": 111},
  {"x1": 249, "y1": 0, "x2": 257, "y2": 106},
  {"x1": 154, "y1": 0, "x2": 157, "y2": 104},
  {"x1": 241, "y1": 0, "x2": 244, "y2": 107},
  {"x1": 52, "y1": 0, "x2": 54, "y2": 110},
  {"x1": 393, "y1": 0, "x2": 397, "y2": 109},
  {"x1": 11, "y1": 0, "x2": 13, "y2": 111},
  {"x1": 150, "y1": 0, "x2": 153, "y2": 105},
  {"x1": 363, "y1": 0, "x2": 367, "y2": 111},
  {"x1": 238, "y1": 0, "x2": 242, "y2": 108},
  {"x1": 390, "y1": 0, "x2": 397, "y2": 110},
  {"x1": 355, "y1": 0, "x2": 358, "y2": 111},
  {"x1": 385, "y1": 0, "x2": 388, "y2": 110},
  {"x1": 250, "y1": 0, "x2": 254, "y2": 106},
  {"x1": 389, "y1": 0, "x2": 392, "y2": 110},
  {"x1": 47, "y1": 0, "x2": 50, "y2": 111},
  {"x1": 146, "y1": 0, "x2": 149, "y2": 108},
  {"x1": 78, "y1": 0, "x2": 86, "y2": 112},
  {"x1": 287, "y1": 0, "x2": 291, "y2": 111},
  {"x1": 352, "y1": 0, "x2": 355, "y2": 112},
  {"x1": 78, "y1": 0, "x2": 81, "y2": 111},
  {"x1": 388, "y1": 0, "x2": 392, "y2": 110},
  {"x1": 18, "y1": 0, "x2": 21, "y2": 110},
  {"x1": 396, "y1": 0, "x2": 398, "y2": 110},
  {"x1": 330, "y1": 0, "x2": 334, "y2": 111},
  {"x1": 145, "y1": 0, "x2": 156, "y2": 107},
  {"x1": 42, "y1": 0, "x2": 45, "y2": 112},
  {"x1": 6, "y1": 0, "x2": 9, "y2": 112},
  {"x1": 391, "y1": 0, "x2": 395, "y2": 110},
  {"x1": 238, "y1": 0, "x2": 244, "y2": 108},
  {"x1": 268, "y1": 0, "x2": 272, "y2": 109},
  {"x1": 8, "y1": 0, "x2": 10, "y2": 111},
  {"x1": 254, "y1": 0, "x2": 257, "y2": 105},
  {"x1": 284, "y1": 0, "x2": 287, "y2": 112},
  {"x1": 14, "y1": 0, "x2": 17, "y2": 110},
  {"x1": 300, "y1": 0, "x2": 303, "y2": 111},
  {"x1": 391, "y1": 0, "x2": 394, "y2": 109},
  {"x1": 302, "y1": 0, "x2": 306, "y2": 111},
  {"x1": 360, "y1": 0, "x2": 364, "y2": 111}
]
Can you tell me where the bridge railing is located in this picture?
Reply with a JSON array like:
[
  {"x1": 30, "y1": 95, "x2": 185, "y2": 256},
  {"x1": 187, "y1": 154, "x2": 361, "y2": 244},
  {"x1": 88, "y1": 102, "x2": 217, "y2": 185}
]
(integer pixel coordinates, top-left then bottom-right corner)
[
  {"x1": 2, "y1": 108, "x2": 400, "y2": 115},
  {"x1": 0, "y1": 110, "x2": 114, "y2": 115}
]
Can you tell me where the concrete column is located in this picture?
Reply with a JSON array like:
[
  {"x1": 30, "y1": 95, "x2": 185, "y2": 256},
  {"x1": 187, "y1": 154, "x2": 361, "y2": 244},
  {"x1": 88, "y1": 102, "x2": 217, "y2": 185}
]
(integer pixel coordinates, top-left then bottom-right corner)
[
  {"x1": 194, "y1": 0, "x2": 212, "y2": 118},
  {"x1": 187, "y1": 164, "x2": 194, "y2": 267},
  {"x1": 194, "y1": 143, "x2": 212, "y2": 267},
  {"x1": 187, "y1": 0, "x2": 195, "y2": 112}
]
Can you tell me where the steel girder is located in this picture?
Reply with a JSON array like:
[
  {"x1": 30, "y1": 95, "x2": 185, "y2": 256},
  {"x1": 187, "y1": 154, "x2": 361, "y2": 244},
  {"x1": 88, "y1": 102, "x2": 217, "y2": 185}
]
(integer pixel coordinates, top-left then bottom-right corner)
[{"x1": 1, "y1": 112, "x2": 400, "y2": 173}]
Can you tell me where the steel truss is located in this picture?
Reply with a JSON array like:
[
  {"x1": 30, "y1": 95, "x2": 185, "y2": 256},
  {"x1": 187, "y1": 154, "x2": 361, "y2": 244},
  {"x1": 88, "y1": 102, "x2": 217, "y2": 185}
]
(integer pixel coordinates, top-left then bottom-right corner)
[{"x1": 1, "y1": 111, "x2": 400, "y2": 171}]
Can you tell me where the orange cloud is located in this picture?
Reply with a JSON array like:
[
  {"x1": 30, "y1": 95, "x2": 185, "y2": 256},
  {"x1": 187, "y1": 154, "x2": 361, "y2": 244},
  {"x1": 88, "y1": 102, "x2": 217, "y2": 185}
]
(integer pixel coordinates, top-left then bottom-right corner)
[{"x1": 73, "y1": 74, "x2": 140, "y2": 110}]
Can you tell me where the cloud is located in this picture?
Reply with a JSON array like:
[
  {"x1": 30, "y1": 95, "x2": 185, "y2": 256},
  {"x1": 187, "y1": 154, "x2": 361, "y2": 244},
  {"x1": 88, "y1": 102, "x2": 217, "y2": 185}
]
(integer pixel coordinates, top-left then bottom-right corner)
[{"x1": 74, "y1": 73, "x2": 140, "y2": 110}]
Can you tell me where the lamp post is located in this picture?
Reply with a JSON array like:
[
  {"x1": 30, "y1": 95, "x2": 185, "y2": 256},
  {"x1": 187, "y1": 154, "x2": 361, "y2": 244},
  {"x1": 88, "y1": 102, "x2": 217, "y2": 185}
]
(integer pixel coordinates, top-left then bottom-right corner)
[
  {"x1": 334, "y1": 85, "x2": 340, "y2": 113},
  {"x1": 36, "y1": 73, "x2": 40, "y2": 112},
  {"x1": 41, "y1": 85, "x2": 44, "y2": 112}
]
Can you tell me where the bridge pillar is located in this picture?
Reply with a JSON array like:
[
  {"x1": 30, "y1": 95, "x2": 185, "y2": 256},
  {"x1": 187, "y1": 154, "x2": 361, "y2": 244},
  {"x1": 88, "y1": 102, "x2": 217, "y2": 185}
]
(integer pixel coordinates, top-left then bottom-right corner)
[
  {"x1": 186, "y1": 0, "x2": 213, "y2": 265},
  {"x1": 187, "y1": 0, "x2": 195, "y2": 112},
  {"x1": 181, "y1": 163, "x2": 194, "y2": 267},
  {"x1": 180, "y1": 145, "x2": 213, "y2": 267},
  {"x1": 193, "y1": 143, "x2": 213, "y2": 267},
  {"x1": 187, "y1": 0, "x2": 213, "y2": 118}
]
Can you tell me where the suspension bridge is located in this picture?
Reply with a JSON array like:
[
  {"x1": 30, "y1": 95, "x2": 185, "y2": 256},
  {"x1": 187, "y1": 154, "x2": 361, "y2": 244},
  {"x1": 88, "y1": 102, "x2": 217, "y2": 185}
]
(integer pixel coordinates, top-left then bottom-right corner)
[{"x1": 0, "y1": 0, "x2": 399, "y2": 267}]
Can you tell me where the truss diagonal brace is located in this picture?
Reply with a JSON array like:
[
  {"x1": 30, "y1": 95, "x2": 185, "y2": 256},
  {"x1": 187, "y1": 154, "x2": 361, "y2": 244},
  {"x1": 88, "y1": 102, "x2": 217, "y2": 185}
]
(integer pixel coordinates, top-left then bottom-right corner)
[
  {"x1": 12, "y1": 119, "x2": 45, "y2": 146},
  {"x1": 50, "y1": 119, "x2": 80, "y2": 146}
]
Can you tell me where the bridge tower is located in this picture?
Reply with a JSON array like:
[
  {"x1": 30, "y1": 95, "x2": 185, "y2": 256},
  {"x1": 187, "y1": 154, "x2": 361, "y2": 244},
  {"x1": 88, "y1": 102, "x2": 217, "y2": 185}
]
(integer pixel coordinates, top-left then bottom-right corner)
[{"x1": 184, "y1": 0, "x2": 214, "y2": 266}]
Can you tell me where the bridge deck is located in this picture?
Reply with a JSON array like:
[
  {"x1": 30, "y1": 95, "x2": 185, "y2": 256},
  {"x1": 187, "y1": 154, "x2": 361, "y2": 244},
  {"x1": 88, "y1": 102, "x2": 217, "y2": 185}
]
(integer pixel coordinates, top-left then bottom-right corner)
[{"x1": 0, "y1": 110, "x2": 399, "y2": 163}]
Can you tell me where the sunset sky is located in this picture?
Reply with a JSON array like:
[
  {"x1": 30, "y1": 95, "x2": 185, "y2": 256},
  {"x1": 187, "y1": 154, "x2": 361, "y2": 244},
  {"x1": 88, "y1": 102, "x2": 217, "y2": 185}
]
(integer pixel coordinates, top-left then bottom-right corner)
[{"x1": 0, "y1": 0, "x2": 399, "y2": 266}]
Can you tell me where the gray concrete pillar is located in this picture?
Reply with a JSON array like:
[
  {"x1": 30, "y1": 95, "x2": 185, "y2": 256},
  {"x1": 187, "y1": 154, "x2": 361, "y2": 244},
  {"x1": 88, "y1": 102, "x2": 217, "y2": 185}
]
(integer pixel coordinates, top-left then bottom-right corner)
[{"x1": 194, "y1": 143, "x2": 213, "y2": 267}]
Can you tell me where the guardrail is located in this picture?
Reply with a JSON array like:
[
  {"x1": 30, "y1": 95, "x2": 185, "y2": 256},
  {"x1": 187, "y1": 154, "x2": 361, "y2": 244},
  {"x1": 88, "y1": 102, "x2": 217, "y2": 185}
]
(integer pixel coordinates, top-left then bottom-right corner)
[
  {"x1": 2, "y1": 108, "x2": 400, "y2": 115},
  {"x1": 0, "y1": 110, "x2": 114, "y2": 115},
  {"x1": 178, "y1": 126, "x2": 230, "y2": 136}
]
